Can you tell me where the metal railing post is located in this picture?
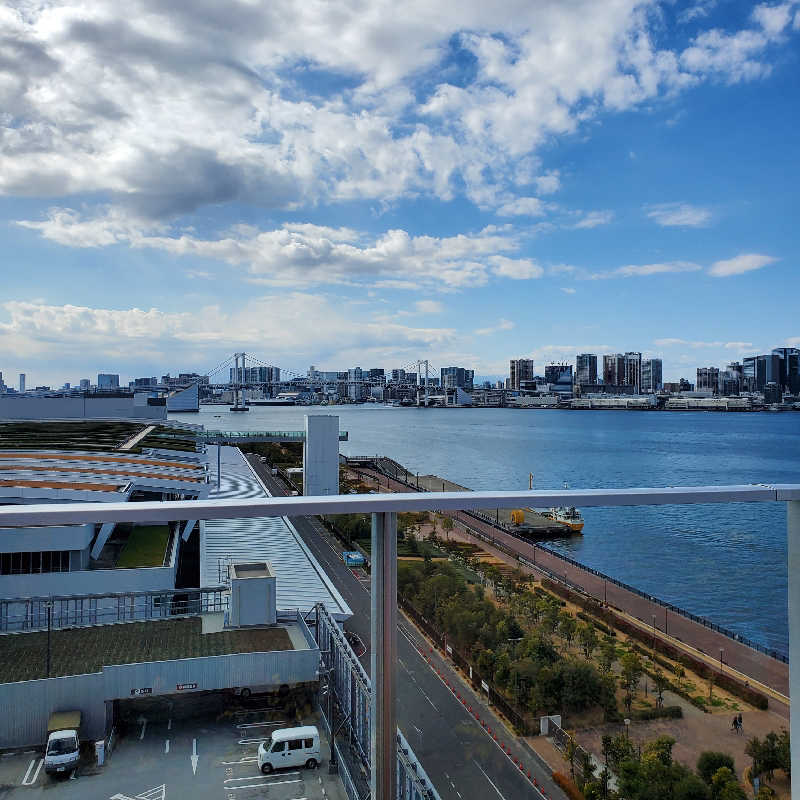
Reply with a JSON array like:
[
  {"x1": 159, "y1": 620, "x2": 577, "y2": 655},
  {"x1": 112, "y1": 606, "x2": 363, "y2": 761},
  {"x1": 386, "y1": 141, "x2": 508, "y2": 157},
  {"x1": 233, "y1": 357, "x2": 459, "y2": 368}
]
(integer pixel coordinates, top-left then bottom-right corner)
[
  {"x1": 371, "y1": 511, "x2": 397, "y2": 800},
  {"x1": 788, "y1": 500, "x2": 800, "y2": 783}
]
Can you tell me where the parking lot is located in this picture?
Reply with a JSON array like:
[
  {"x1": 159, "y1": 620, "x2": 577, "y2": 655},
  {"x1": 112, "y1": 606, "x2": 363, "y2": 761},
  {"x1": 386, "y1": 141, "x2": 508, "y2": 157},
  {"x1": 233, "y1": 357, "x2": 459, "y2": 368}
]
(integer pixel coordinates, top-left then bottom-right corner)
[{"x1": 0, "y1": 696, "x2": 347, "y2": 800}]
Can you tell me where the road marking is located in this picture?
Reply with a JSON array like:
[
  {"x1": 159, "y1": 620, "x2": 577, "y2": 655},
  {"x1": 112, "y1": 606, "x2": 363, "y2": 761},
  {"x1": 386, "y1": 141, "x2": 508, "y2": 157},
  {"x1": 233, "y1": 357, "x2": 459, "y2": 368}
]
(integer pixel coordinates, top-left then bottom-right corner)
[
  {"x1": 238, "y1": 737, "x2": 271, "y2": 745},
  {"x1": 27, "y1": 758, "x2": 44, "y2": 785},
  {"x1": 138, "y1": 716, "x2": 147, "y2": 740},
  {"x1": 474, "y1": 760, "x2": 508, "y2": 800},
  {"x1": 21, "y1": 758, "x2": 38, "y2": 785},
  {"x1": 220, "y1": 756, "x2": 259, "y2": 765},
  {"x1": 224, "y1": 773, "x2": 300, "y2": 783},
  {"x1": 226, "y1": 779, "x2": 302, "y2": 790},
  {"x1": 167, "y1": 719, "x2": 172, "y2": 731},
  {"x1": 110, "y1": 785, "x2": 166, "y2": 800},
  {"x1": 236, "y1": 721, "x2": 285, "y2": 729},
  {"x1": 164, "y1": 740, "x2": 169, "y2": 754},
  {"x1": 191, "y1": 738, "x2": 198, "y2": 775}
]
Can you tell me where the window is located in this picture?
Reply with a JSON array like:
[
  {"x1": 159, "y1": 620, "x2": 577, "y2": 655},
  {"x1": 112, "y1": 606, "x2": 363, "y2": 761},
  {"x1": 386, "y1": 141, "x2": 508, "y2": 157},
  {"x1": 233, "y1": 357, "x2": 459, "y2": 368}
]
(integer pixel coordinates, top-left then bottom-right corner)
[
  {"x1": 288, "y1": 739, "x2": 303, "y2": 751},
  {"x1": 270, "y1": 741, "x2": 285, "y2": 753},
  {"x1": 304, "y1": 738, "x2": 314, "y2": 748}
]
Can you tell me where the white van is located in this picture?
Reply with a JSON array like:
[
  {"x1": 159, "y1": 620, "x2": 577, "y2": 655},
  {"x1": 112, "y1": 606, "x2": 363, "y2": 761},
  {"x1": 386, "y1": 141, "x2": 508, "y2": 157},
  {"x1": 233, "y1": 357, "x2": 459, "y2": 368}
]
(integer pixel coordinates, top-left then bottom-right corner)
[{"x1": 257, "y1": 726, "x2": 320, "y2": 774}]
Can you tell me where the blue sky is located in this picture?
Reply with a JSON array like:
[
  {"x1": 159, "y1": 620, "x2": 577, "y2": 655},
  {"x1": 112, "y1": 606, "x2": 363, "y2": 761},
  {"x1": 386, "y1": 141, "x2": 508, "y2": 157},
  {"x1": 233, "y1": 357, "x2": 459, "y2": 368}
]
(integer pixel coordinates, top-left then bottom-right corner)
[{"x1": 1, "y1": 0, "x2": 798, "y2": 386}]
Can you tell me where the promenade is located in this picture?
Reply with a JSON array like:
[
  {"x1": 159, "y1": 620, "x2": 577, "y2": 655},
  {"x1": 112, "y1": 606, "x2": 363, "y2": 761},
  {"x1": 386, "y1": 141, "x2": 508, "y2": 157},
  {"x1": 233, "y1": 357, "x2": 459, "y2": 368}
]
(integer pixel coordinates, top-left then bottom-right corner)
[{"x1": 353, "y1": 463, "x2": 790, "y2": 713}]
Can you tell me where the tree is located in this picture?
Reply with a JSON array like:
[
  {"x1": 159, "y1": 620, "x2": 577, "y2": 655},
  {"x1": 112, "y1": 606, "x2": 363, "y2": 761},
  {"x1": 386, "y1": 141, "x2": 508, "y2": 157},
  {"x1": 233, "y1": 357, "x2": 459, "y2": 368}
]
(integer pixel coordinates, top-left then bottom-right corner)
[
  {"x1": 653, "y1": 668, "x2": 669, "y2": 708},
  {"x1": 697, "y1": 752, "x2": 735, "y2": 785},
  {"x1": 559, "y1": 612, "x2": 577, "y2": 649},
  {"x1": 578, "y1": 622, "x2": 599, "y2": 659},
  {"x1": 597, "y1": 640, "x2": 616, "y2": 675},
  {"x1": 620, "y1": 651, "x2": 644, "y2": 712},
  {"x1": 564, "y1": 730, "x2": 578, "y2": 781},
  {"x1": 442, "y1": 516, "x2": 454, "y2": 541},
  {"x1": 674, "y1": 774, "x2": 712, "y2": 800},
  {"x1": 710, "y1": 767, "x2": 746, "y2": 800}
]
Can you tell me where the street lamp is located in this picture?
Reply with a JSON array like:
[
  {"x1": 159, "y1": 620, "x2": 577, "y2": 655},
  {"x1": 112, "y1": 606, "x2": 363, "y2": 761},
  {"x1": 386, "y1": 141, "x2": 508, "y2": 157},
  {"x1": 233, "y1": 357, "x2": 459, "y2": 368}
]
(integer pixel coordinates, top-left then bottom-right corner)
[
  {"x1": 652, "y1": 614, "x2": 657, "y2": 652},
  {"x1": 719, "y1": 648, "x2": 724, "y2": 668},
  {"x1": 624, "y1": 718, "x2": 630, "y2": 740},
  {"x1": 45, "y1": 599, "x2": 53, "y2": 678}
]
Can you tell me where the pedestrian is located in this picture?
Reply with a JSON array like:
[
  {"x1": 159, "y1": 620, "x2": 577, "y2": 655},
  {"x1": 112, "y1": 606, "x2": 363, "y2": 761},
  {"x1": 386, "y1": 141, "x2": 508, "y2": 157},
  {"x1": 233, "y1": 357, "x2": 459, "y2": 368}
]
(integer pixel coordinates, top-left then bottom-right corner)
[
  {"x1": 731, "y1": 716, "x2": 738, "y2": 733},
  {"x1": 737, "y1": 713, "x2": 743, "y2": 734}
]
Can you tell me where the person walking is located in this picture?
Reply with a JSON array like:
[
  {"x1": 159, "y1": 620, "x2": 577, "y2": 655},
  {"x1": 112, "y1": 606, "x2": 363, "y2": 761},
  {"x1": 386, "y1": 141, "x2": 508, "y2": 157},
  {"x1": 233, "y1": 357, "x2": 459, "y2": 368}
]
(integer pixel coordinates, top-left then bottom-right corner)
[
  {"x1": 731, "y1": 716, "x2": 739, "y2": 733},
  {"x1": 737, "y1": 713, "x2": 743, "y2": 735}
]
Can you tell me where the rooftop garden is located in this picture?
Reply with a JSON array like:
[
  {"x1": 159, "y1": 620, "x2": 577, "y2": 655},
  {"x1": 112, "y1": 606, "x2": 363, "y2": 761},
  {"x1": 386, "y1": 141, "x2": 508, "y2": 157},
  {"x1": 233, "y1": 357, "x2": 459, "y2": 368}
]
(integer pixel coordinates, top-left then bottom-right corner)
[{"x1": 115, "y1": 524, "x2": 172, "y2": 568}]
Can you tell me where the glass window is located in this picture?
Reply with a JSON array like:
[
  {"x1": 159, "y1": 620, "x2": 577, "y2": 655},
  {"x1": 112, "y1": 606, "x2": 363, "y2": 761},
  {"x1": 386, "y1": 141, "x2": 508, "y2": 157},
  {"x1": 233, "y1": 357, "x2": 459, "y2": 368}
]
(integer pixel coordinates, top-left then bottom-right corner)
[
  {"x1": 304, "y1": 738, "x2": 314, "y2": 748},
  {"x1": 288, "y1": 739, "x2": 303, "y2": 751},
  {"x1": 270, "y1": 741, "x2": 285, "y2": 753}
]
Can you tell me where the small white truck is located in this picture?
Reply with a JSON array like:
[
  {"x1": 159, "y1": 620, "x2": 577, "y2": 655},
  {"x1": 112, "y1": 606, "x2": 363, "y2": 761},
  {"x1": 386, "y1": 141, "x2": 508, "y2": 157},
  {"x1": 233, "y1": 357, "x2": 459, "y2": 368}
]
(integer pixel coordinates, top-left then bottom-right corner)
[{"x1": 44, "y1": 711, "x2": 82, "y2": 776}]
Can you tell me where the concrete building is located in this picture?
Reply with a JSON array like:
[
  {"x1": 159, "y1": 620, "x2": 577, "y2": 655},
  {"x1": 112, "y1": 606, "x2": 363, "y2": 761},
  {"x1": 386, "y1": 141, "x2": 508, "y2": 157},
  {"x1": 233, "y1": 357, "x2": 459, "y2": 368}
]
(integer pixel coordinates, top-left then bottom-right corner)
[
  {"x1": 544, "y1": 363, "x2": 573, "y2": 392},
  {"x1": 602, "y1": 354, "x2": 625, "y2": 386},
  {"x1": 623, "y1": 352, "x2": 642, "y2": 393},
  {"x1": 79, "y1": 378, "x2": 90, "y2": 390},
  {"x1": 509, "y1": 358, "x2": 536, "y2": 390},
  {"x1": 18, "y1": 374, "x2": 25, "y2": 393},
  {"x1": 440, "y1": 366, "x2": 474, "y2": 391},
  {"x1": 697, "y1": 366, "x2": 720, "y2": 393},
  {"x1": 773, "y1": 348, "x2": 800, "y2": 393},
  {"x1": 575, "y1": 354, "x2": 597, "y2": 386},
  {"x1": 0, "y1": 392, "x2": 169, "y2": 420},
  {"x1": 743, "y1": 354, "x2": 781, "y2": 392},
  {"x1": 97, "y1": 373, "x2": 119, "y2": 390},
  {"x1": 641, "y1": 359, "x2": 662, "y2": 393}
]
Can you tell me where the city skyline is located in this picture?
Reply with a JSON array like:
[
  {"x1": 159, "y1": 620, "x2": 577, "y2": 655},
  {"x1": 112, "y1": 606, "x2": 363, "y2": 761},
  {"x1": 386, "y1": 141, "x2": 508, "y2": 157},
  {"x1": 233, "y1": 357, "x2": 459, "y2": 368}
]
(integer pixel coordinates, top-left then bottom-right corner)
[{"x1": 2, "y1": 1, "x2": 799, "y2": 385}]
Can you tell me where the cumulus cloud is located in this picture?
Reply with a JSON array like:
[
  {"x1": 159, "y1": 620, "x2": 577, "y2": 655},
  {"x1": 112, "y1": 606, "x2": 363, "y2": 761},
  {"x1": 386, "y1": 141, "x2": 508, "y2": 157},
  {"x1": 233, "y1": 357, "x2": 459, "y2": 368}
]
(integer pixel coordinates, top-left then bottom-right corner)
[
  {"x1": 0, "y1": 297, "x2": 457, "y2": 372},
  {"x1": 496, "y1": 197, "x2": 547, "y2": 217},
  {"x1": 17, "y1": 208, "x2": 525, "y2": 290},
  {"x1": 560, "y1": 287, "x2": 577, "y2": 294},
  {"x1": 0, "y1": 0, "x2": 796, "y2": 219},
  {"x1": 593, "y1": 261, "x2": 703, "y2": 279},
  {"x1": 572, "y1": 210, "x2": 615, "y2": 229},
  {"x1": 708, "y1": 253, "x2": 778, "y2": 277},
  {"x1": 475, "y1": 318, "x2": 514, "y2": 336},
  {"x1": 645, "y1": 202, "x2": 713, "y2": 227},
  {"x1": 413, "y1": 300, "x2": 444, "y2": 314}
]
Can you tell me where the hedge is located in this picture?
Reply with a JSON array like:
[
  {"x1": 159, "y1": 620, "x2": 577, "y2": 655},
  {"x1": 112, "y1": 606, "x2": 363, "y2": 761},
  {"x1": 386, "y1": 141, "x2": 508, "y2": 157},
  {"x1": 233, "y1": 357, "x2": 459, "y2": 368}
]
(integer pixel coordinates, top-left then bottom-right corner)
[
  {"x1": 576, "y1": 611, "x2": 615, "y2": 637},
  {"x1": 631, "y1": 705, "x2": 683, "y2": 721},
  {"x1": 552, "y1": 772, "x2": 585, "y2": 800},
  {"x1": 540, "y1": 579, "x2": 769, "y2": 711}
]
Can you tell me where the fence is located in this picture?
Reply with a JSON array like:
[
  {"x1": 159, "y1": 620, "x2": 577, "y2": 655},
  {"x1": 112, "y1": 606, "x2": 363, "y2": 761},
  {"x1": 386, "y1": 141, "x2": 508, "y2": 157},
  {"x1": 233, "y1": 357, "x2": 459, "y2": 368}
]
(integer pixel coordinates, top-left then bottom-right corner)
[
  {"x1": 397, "y1": 595, "x2": 535, "y2": 735},
  {"x1": 312, "y1": 603, "x2": 441, "y2": 800},
  {"x1": 548, "y1": 718, "x2": 591, "y2": 784},
  {"x1": 349, "y1": 456, "x2": 789, "y2": 663},
  {"x1": 0, "y1": 586, "x2": 229, "y2": 632}
]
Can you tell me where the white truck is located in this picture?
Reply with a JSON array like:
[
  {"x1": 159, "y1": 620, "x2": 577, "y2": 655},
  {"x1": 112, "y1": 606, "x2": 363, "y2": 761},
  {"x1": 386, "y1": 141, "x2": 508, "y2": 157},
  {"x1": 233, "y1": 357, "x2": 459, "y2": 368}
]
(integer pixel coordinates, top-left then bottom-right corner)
[{"x1": 44, "y1": 711, "x2": 82, "y2": 776}]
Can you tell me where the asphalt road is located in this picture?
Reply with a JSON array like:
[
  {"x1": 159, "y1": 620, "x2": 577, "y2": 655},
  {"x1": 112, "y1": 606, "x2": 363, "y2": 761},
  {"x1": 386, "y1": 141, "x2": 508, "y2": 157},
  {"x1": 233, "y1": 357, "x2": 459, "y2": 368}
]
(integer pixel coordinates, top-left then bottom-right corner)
[{"x1": 246, "y1": 456, "x2": 564, "y2": 800}]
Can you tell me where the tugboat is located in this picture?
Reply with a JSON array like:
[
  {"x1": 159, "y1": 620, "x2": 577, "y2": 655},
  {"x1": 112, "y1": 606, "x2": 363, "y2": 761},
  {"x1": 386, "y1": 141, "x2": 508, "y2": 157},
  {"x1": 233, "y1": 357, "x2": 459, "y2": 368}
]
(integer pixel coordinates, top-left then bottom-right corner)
[{"x1": 543, "y1": 505, "x2": 585, "y2": 532}]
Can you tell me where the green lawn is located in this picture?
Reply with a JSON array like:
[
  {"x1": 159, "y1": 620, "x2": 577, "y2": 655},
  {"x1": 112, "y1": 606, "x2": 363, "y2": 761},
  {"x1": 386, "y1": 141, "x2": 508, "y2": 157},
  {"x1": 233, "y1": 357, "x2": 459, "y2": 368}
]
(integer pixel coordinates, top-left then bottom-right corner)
[{"x1": 116, "y1": 525, "x2": 171, "y2": 568}]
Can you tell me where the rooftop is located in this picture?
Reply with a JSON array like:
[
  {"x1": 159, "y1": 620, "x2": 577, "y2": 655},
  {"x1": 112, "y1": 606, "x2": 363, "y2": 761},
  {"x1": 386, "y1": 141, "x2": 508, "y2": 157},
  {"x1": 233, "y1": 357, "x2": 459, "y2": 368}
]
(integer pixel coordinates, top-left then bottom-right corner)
[{"x1": 0, "y1": 617, "x2": 295, "y2": 682}]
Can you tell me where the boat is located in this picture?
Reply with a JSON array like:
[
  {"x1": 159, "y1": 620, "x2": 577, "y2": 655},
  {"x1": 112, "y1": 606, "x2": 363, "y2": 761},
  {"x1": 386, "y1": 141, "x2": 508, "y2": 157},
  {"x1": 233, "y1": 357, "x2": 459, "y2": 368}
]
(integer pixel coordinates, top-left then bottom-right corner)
[{"x1": 543, "y1": 506, "x2": 584, "y2": 532}]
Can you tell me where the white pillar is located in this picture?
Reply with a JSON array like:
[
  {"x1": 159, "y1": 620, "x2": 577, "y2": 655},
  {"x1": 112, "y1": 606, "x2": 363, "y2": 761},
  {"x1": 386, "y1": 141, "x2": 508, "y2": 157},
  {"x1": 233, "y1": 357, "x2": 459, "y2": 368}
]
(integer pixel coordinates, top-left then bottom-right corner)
[
  {"x1": 303, "y1": 415, "x2": 339, "y2": 496},
  {"x1": 371, "y1": 511, "x2": 397, "y2": 800},
  {"x1": 788, "y1": 500, "x2": 800, "y2": 783}
]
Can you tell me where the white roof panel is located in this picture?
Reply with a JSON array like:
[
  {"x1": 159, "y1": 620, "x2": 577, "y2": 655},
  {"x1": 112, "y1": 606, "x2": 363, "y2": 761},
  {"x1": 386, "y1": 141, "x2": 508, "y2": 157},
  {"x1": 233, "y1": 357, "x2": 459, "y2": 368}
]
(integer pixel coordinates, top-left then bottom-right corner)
[{"x1": 201, "y1": 446, "x2": 351, "y2": 620}]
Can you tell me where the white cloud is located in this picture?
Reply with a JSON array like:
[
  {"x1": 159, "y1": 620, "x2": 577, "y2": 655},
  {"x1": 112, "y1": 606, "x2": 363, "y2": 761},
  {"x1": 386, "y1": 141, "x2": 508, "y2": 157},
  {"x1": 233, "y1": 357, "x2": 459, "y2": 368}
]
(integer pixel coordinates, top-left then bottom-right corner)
[
  {"x1": 475, "y1": 318, "x2": 514, "y2": 336},
  {"x1": 489, "y1": 255, "x2": 544, "y2": 280},
  {"x1": 645, "y1": 202, "x2": 713, "y2": 227},
  {"x1": 593, "y1": 261, "x2": 703, "y2": 279},
  {"x1": 572, "y1": 210, "x2": 614, "y2": 229},
  {"x1": 0, "y1": 1, "x2": 795, "y2": 219},
  {"x1": 17, "y1": 208, "x2": 523, "y2": 290},
  {"x1": 708, "y1": 253, "x2": 778, "y2": 277},
  {"x1": 653, "y1": 337, "x2": 754, "y2": 349},
  {"x1": 496, "y1": 197, "x2": 546, "y2": 217},
  {"x1": 560, "y1": 287, "x2": 576, "y2": 294},
  {"x1": 0, "y1": 297, "x2": 457, "y2": 370},
  {"x1": 413, "y1": 300, "x2": 443, "y2": 314}
]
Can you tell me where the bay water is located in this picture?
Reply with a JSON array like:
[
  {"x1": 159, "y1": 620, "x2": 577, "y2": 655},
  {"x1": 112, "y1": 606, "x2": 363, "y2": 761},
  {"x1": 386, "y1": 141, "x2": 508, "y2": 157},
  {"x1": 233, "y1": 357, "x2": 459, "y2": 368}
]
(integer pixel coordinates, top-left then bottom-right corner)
[{"x1": 170, "y1": 405, "x2": 800, "y2": 655}]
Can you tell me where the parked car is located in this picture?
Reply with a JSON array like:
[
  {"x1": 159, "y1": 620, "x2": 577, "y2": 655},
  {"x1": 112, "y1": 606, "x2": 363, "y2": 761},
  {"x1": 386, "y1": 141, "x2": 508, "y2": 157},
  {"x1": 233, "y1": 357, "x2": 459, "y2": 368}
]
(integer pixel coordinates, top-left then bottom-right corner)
[
  {"x1": 44, "y1": 711, "x2": 82, "y2": 776},
  {"x1": 258, "y1": 726, "x2": 320, "y2": 774}
]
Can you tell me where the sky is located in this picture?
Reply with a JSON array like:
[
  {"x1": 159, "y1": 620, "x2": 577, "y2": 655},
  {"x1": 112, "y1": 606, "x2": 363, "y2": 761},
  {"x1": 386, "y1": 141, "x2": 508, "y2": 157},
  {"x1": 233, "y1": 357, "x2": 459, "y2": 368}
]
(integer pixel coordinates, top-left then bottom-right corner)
[{"x1": 1, "y1": 0, "x2": 798, "y2": 386}]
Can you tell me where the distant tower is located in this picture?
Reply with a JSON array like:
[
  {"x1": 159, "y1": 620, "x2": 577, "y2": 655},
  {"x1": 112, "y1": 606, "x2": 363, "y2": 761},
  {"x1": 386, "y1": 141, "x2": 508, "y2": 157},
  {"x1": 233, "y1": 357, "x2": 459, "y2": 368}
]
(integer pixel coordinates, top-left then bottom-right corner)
[{"x1": 18, "y1": 373, "x2": 25, "y2": 393}]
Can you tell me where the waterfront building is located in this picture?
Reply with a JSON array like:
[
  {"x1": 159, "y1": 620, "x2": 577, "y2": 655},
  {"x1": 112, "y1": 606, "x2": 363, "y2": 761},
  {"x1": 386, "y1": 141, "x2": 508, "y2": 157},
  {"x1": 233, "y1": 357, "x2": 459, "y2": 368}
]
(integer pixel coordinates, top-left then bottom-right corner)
[
  {"x1": 718, "y1": 369, "x2": 741, "y2": 396},
  {"x1": 368, "y1": 368, "x2": 386, "y2": 384},
  {"x1": 18, "y1": 374, "x2": 25, "y2": 393},
  {"x1": 79, "y1": 378, "x2": 90, "y2": 390},
  {"x1": 131, "y1": 376, "x2": 158, "y2": 388},
  {"x1": 697, "y1": 366, "x2": 720, "y2": 393},
  {"x1": 603, "y1": 354, "x2": 625, "y2": 386},
  {"x1": 641, "y1": 359, "x2": 662, "y2": 393},
  {"x1": 391, "y1": 368, "x2": 406, "y2": 383},
  {"x1": 772, "y1": 347, "x2": 800, "y2": 393},
  {"x1": 575, "y1": 354, "x2": 598, "y2": 386},
  {"x1": 441, "y1": 366, "x2": 474, "y2": 391},
  {"x1": 663, "y1": 379, "x2": 695, "y2": 393},
  {"x1": 97, "y1": 373, "x2": 119, "y2": 389},
  {"x1": 0, "y1": 372, "x2": 5, "y2": 393},
  {"x1": 544, "y1": 363, "x2": 573, "y2": 392},
  {"x1": 764, "y1": 382, "x2": 783, "y2": 404},
  {"x1": 743, "y1": 354, "x2": 781, "y2": 392},
  {"x1": 623, "y1": 352, "x2": 642, "y2": 393},
  {"x1": 509, "y1": 358, "x2": 536, "y2": 390}
]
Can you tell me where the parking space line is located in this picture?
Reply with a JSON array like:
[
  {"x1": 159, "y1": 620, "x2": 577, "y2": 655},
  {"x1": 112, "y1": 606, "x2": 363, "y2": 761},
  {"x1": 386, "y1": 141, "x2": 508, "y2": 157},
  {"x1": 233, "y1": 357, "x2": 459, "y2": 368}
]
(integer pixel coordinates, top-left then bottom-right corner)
[
  {"x1": 237, "y1": 737, "x2": 270, "y2": 745},
  {"x1": 235, "y1": 721, "x2": 285, "y2": 729},
  {"x1": 226, "y1": 779, "x2": 302, "y2": 790},
  {"x1": 224, "y1": 772, "x2": 301, "y2": 783},
  {"x1": 220, "y1": 757, "x2": 258, "y2": 765},
  {"x1": 21, "y1": 758, "x2": 37, "y2": 785},
  {"x1": 164, "y1": 740, "x2": 170, "y2": 754}
]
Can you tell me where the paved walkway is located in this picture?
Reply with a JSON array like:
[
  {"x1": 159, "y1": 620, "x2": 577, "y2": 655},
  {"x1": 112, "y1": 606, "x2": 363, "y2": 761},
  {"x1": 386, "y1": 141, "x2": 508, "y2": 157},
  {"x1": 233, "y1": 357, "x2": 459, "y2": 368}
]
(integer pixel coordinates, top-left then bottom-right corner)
[{"x1": 354, "y1": 466, "x2": 790, "y2": 711}]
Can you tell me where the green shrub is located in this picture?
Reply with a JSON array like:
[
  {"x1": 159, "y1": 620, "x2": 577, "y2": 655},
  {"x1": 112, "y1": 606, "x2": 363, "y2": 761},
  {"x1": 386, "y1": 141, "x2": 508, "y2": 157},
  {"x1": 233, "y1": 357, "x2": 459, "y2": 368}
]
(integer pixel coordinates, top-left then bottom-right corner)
[
  {"x1": 631, "y1": 705, "x2": 682, "y2": 721},
  {"x1": 552, "y1": 771, "x2": 585, "y2": 800}
]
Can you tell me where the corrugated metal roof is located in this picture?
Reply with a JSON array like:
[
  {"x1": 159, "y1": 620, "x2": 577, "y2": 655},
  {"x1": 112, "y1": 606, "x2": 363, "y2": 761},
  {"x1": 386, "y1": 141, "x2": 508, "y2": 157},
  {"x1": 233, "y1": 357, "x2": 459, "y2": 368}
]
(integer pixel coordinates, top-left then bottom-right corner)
[{"x1": 201, "y1": 446, "x2": 351, "y2": 620}]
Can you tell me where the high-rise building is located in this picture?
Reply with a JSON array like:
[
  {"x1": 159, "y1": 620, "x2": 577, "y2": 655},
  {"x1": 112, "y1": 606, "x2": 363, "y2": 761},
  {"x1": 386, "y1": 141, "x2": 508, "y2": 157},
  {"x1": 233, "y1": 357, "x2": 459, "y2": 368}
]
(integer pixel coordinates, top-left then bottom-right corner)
[
  {"x1": 772, "y1": 348, "x2": 800, "y2": 393},
  {"x1": 97, "y1": 373, "x2": 120, "y2": 389},
  {"x1": 440, "y1": 367, "x2": 474, "y2": 391},
  {"x1": 575, "y1": 354, "x2": 597, "y2": 386},
  {"x1": 696, "y1": 367, "x2": 720, "y2": 393},
  {"x1": 640, "y1": 359, "x2": 662, "y2": 393},
  {"x1": 743, "y1": 354, "x2": 780, "y2": 392},
  {"x1": 509, "y1": 359, "x2": 536, "y2": 390},
  {"x1": 603, "y1": 354, "x2": 625, "y2": 386},
  {"x1": 544, "y1": 363, "x2": 572, "y2": 384},
  {"x1": 623, "y1": 352, "x2": 642, "y2": 393},
  {"x1": 0, "y1": 372, "x2": 5, "y2": 393},
  {"x1": 18, "y1": 374, "x2": 25, "y2": 393},
  {"x1": 79, "y1": 378, "x2": 90, "y2": 391},
  {"x1": 390, "y1": 369, "x2": 406, "y2": 383}
]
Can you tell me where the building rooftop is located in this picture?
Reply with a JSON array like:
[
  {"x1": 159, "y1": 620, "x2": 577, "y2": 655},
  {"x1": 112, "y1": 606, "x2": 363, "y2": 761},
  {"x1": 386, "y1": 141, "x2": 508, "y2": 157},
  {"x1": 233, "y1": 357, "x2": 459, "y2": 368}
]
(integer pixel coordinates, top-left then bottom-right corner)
[
  {"x1": 202, "y1": 447, "x2": 351, "y2": 620},
  {"x1": 0, "y1": 617, "x2": 295, "y2": 682}
]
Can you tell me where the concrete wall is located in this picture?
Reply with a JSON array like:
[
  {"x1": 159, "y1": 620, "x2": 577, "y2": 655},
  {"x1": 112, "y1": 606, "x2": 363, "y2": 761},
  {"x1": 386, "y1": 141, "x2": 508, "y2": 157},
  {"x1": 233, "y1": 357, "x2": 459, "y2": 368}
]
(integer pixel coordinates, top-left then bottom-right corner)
[
  {"x1": 0, "y1": 396, "x2": 166, "y2": 420},
  {"x1": 0, "y1": 673, "x2": 106, "y2": 749},
  {"x1": 0, "y1": 646, "x2": 320, "y2": 748},
  {"x1": 0, "y1": 524, "x2": 94, "y2": 553},
  {"x1": 303, "y1": 415, "x2": 339, "y2": 497}
]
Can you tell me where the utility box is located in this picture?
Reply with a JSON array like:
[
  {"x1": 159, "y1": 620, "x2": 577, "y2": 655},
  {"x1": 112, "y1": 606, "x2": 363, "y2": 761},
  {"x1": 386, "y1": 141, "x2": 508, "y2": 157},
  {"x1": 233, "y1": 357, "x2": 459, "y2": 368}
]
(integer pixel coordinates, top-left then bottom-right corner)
[{"x1": 229, "y1": 562, "x2": 277, "y2": 627}]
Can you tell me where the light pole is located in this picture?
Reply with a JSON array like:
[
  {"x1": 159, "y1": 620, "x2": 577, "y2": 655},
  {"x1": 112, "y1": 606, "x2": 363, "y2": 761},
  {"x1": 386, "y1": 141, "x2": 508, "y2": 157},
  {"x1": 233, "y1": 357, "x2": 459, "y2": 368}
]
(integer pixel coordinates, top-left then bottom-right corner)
[
  {"x1": 652, "y1": 614, "x2": 657, "y2": 652},
  {"x1": 45, "y1": 599, "x2": 53, "y2": 678},
  {"x1": 719, "y1": 648, "x2": 724, "y2": 668}
]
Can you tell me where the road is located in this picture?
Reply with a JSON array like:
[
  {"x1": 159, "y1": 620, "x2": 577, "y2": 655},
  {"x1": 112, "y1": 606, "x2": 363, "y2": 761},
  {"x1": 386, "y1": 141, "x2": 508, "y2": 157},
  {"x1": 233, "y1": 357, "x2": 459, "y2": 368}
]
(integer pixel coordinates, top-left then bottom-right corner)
[{"x1": 246, "y1": 456, "x2": 565, "y2": 800}]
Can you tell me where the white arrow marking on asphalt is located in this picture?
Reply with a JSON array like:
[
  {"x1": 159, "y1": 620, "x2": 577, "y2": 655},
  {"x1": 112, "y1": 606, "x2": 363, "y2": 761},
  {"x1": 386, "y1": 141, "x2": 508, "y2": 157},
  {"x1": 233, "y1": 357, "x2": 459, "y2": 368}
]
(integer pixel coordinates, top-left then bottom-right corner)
[
  {"x1": 137, "y1": 716, "x2": 147, "y2": 740},
  {"x1": 191, "y1": 738, "x2": 198, "y2": 775},
  {"x1": 164, "y1": 740, "x2": 169, "y2": 754}
]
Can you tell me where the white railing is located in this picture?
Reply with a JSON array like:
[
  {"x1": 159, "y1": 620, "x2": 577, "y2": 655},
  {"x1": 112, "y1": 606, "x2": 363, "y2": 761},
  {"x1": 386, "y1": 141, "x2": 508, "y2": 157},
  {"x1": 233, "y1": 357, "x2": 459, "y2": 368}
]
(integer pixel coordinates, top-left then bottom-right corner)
[{"x1": 0, "y1": 483, "x2": 798, "y2": 797}]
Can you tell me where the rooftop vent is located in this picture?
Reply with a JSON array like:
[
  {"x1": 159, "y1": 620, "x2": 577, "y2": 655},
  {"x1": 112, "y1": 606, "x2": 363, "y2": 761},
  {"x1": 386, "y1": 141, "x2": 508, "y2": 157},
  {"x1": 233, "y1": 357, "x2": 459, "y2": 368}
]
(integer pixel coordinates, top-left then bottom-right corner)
[{"x1": 229, "y1": 560, "x2": 277, "y2": 627}]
